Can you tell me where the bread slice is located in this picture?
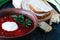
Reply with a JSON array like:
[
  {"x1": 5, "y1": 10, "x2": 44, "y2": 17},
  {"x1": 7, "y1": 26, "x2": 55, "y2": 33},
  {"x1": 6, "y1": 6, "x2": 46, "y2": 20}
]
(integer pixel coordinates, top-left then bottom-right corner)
[
  {"x1": 49, "y1": 13, "x2": 60, "y2": 25},
  {"x1": 38, "y1": 21, "x2": 52, "y2": 32},
  {"x1": 21, "y1": 0, "x2": 30, "y2": 10},
  {"x1": 37, "y1": 11, "x2": 51, "y2": 19},
  {"x1": 39, "y1": 13, "x2": 51, "y2": 21},
  {"x1": 29, "y1": 4, "x2": 44, "y2": 13},
  {"x1": 12, "y1": 0, "x2": 22, "y2": 8},
  {"x1": 21, "y1": 0, "x2": 52, "y2": 21},
  {"x1": 29, "y1": 4, "x2": 52, "y2": 21},
  {"x1": 21, "y1": 0, "x2": 52, "y2": 12},
  {"x1": 28, "y1": 0, "x2": 52, "y2": 12}
]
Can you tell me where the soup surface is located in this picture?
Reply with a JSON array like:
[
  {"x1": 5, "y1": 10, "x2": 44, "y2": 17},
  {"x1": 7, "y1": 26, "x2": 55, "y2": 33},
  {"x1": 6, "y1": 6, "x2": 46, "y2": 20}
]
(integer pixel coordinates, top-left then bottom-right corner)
[{"x1": 0, "y1": 14, "x2": 34, "y2": 37}]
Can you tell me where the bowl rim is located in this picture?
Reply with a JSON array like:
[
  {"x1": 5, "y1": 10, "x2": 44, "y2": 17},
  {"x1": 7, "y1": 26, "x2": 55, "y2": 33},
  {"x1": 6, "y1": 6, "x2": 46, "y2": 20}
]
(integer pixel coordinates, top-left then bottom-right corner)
[{"x1": 0, "y1": 8, "x2": 38, "y2": 38}]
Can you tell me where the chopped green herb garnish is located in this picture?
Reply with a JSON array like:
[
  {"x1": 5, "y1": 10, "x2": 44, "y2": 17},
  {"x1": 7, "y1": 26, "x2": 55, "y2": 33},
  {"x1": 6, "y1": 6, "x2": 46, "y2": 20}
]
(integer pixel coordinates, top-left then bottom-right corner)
[
  {"x1": 25, "y1": 19, "x2": 32, "y2": 27},
  {"x1": 18, "y1": 15, "x2": 24, "y2": 20},
  {"x1": 11, "y1": 14, "x2": 32, "y2": 28},
  {"x1": 18, "y1": 15, "x2": 24, "y2": 24}
]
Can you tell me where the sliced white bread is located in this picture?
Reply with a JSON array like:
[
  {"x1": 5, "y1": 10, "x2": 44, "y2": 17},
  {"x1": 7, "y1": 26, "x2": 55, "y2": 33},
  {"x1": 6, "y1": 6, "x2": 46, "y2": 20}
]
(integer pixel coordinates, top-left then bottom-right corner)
[
  {"x1": 38, "y1": 21, "x2": 52, "y2": 32},
  {"x1": 21, "y1": 0, "x2": 52, "y2": 21},
  {"x1": 12, "y1": 0, "x2": 22, "y2": 8},
  {"x1": 49, "y1": 13, "x2": 60, "y2": 25},
  {"x1": 21, "y1": 0, "x2": 52, "y2": 12},
  {"x1": 38, "y1": 12, "x2": 52, "y2": 21}
]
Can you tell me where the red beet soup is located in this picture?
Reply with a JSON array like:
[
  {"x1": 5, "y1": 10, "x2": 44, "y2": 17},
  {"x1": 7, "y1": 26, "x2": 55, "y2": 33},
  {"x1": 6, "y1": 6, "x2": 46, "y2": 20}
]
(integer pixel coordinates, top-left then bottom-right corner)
[{"x1": 0, "y1": 8, "x2": 38, "y2": 38}]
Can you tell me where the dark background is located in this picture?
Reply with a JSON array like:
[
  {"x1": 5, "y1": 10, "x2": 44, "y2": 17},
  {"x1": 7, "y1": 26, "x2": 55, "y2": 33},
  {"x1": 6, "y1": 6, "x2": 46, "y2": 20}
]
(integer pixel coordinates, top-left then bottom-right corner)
[{"x1": 0, "y1": 0, "x2": 60, "y2": 40}]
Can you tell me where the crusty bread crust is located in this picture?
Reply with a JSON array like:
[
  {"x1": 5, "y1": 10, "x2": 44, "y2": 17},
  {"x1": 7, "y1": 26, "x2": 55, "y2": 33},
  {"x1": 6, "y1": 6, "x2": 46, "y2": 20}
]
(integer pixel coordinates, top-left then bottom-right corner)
[
  {"x1": 38, "y1": 13, "x2": 51, "y2": 21},
  {"x1": 29, "y1": 5, "x2": 51, "y2": 21},
  {"x1": 37, "y1": 11, "x2": 51, "y2": 19},
  {"x1": 38, "y1": 21, "x2": 52, "y2": 32},
  {"x1": 29, "y1": 4, "x2": 47, "y2": 14}
]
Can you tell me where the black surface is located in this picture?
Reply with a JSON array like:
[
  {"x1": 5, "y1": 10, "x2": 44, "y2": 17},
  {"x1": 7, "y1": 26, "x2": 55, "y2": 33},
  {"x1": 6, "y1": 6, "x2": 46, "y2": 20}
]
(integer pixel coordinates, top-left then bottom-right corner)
[
  {"x1": 48, "y1": 2, "x2": 60, "y2": 13},
  {"x1": 0, "y1": 0, "x2": 60, "y2": 40}
]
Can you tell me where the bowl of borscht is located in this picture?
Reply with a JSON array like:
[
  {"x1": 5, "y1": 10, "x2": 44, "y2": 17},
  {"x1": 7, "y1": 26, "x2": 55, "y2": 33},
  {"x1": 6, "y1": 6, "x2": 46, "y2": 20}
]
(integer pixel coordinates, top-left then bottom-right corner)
[{"x1": 0, "y1": 8, "x2": 38, "y2": 38}]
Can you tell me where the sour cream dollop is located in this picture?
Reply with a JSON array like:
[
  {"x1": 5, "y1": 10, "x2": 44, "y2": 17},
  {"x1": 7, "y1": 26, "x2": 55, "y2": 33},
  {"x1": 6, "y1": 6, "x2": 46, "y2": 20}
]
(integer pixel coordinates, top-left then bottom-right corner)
[{"x1": 2, "y1": 22, "x2": 18, "y2": 31}]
